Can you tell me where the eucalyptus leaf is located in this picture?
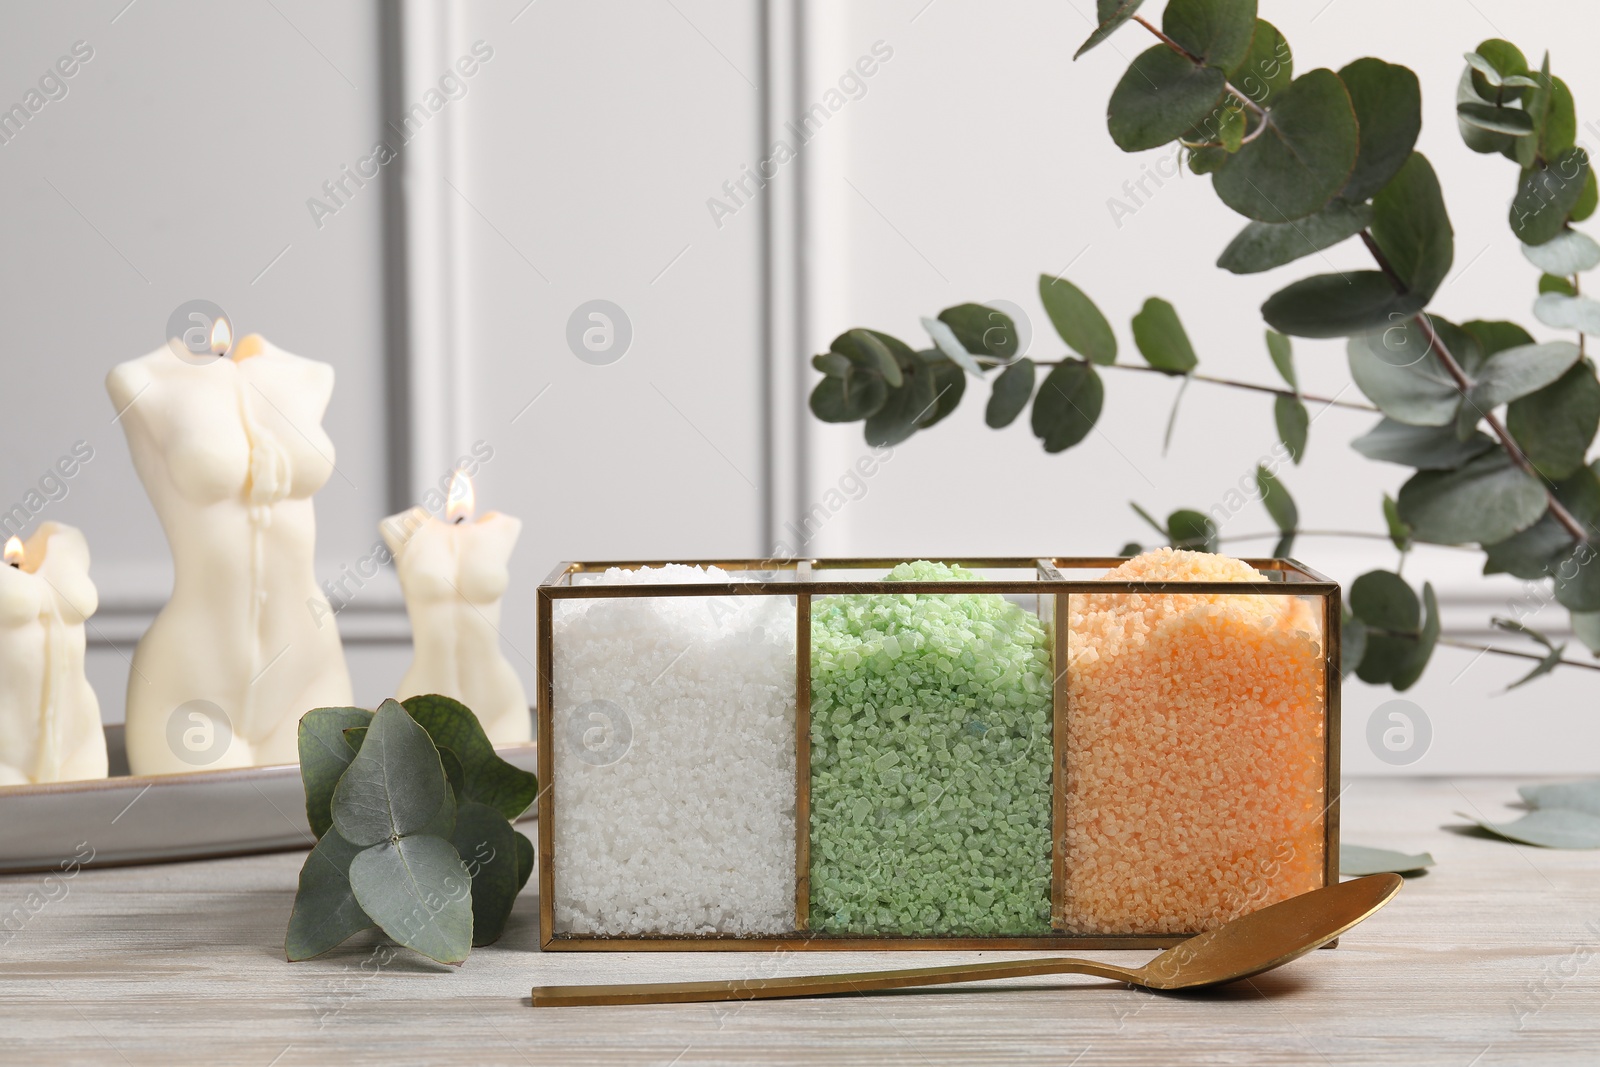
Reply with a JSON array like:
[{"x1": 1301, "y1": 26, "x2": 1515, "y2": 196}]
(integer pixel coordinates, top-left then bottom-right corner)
[
  {"x1": 1341, "y1": 612, "x2": 1368, "y2": 678},
  {"x1": 1511, "y1": 147, "x2": 1591, "y2": 246},
  {"x1": 847, "y1": 328, "x2": 903, "y2": 388},
  {"x1": 1468, "y1": 39, "x2": 1530, "y2": 102},
  {"x1": 331, "y1": 699, "x2": 448, "y2": 848},
  {"x1": 1390, "y1": 582, "x2": 1439, "y2": 691},
  {"x1": 1131, "y1": 297, "x2": 1198, "y2": 374},
  {"x1": 403, "y1": 694, "x2": 539, "y2": 823},
  {"x1": 1540, "y1": 274, "x2": 1578, "y2": 297},
  {"x1": 936, "y1": 303, "x2": 1020, "y2": 363},
  {"x1": 986, "y1": 358, "x2": 1036, "y2": 428},
  {"x1": 515, "y1": 830, "x2": 534, "y2": 891},
  {"x1": 1074, "y1": 0, "x2": 1146, "y2": 59},
  {"x1": 1216, "y1": 200, "x2": 1372, "y2": 275},
  {"x1": 438, "y1": 745, "x2": 466, "y2": 799},
  {"x1": 863, "y1": 382, "x2": 928, "y2": 446},
  {"x1": 1456, "y1": 103, "x2": 1534, "y2": 136},
  {"x1": 1461, "y1": 808, "x2": 1600, "y2": 849},
  {"x1": 1520, "y1": 779, "x2": 1600, "y2": 816},
  {"x1": 298, "y1": 706, "x2": 373, "y2": 840},
  {"x1": 916, "y1": 351, "x2": 967, "y2": 428},
  {"x1": 1481, "y1": 513, "x2": 1571, "y2": 579},
  {"x1": 1574, "y1": 170, "x2": 1599, "y2": 223},
  {"x1": 1227, "y1": 18, "x2": 1291, "y2": 102},
  {"x1": 1167, "y1": 509, "x2": 1218, "y2": 552},
  {"x1": 921, "y1": 316, "x2": 985, "y2": 377},
  {"x1": 1265, "y1": 273, "x2": 1425, "y2": 338},
  {"x1": 1213, "y1": 69, "x2": 1359, "y2": 222},
  {"x1": 1469, "y1": 341, "x2": 1581, "y2": 410},
  {"x1": 1338, "y1": 59, "x2": 1423, "y2": 203},
  {"x1": 1457, "y1": 68, "x2": 1516, "y2": 156},
  {"x1": 1039, "y1": 275, "x2": 1116, "y2": 364},
  {"x1": 1396, "y1": 450, "x2": 1548, "y2": 545},
  {"x1": 1533, "y1": 292, "x2": 1600, "y2": 335},
  {"x1": 1383, "y1": 493, "x2": 1412, "y2": 552},
  {"x1": 1351, "y1": 418, "x2": 1494, "y2": 470},
  {"x1": 1535, "y1": 75, "x2": 1577, "y2": 161},
  {"x1": 810, "y1": 372, "x2": 888, "y2": 423},
  {"x1": 1370, "y1": 152, "x2": 1454, "y2": 301},
  {"x1": 450, "y1": 801, "x2": 520, "y2": 947},
  {"x1": 1349, "y1": 569, "x2": 1420, "y2": 633},
  {"x1": 1339, "y1": 844, "x2": 1434, "y2": 877},
  {"x1": 1256, "y1": 464, "x2": 1297, "y2": 532},
  {"x1": 812, "y1": 352, "x2": 852, "y2": 378},
  {"x1": 1266, "y1": 330, "x2": 1296, "y2": 388},
  {"x1": 1107, "y1": 45, "x2": 1228, "y2": 153},
  {"x1": 1460, "y1": 319, "x2": 1536, "y2": 363},
  {"x1": 1346, "y1": 327, "x2": 1462, "y2": 427},
  {"x1": 1520, "y1": 229, "x2": 1600, "y2": 275},
  {"x1": 348, "y1": 835, "x2": 474, "y2": 964},
  {"x1": 1031, "y1": 361, "x2": 1104, "y2": 453},
  {"x1": 1274, "y1": 395, "x2": 1308, "y2": 464},
  {"x1": 1499, "y1": 638, "x2": 1567, "y2": 691},
  {"x1": 1161, "y1": 0, "x2": 1256, "y2": 71},
  {"x1": 285, "y1": 830, "x2": 372, "y2": 961}
]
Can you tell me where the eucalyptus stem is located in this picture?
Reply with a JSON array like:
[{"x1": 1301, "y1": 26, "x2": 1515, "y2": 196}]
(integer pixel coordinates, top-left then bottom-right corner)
[
  {"x1": 1216, "y1": 530, "x2": 1478, "y2": 551},
  {"x1": 1028, "y1": 358, "x2": 1378, "y2": 412},
  {"x1": 1436, "y1": 637, "x2": 1600, "y2": 673}
]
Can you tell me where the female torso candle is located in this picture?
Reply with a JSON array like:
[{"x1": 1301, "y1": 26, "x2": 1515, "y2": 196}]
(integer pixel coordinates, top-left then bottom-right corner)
[
  {"x1": 0, "y1": 524, "x2": 107, "y2": 785},
  {"x1": 381, "y1": 473, "x2": 530, "y2": 743},
  {"x1": 106, "y1": 334, "x2": 352, "y2": 774}
]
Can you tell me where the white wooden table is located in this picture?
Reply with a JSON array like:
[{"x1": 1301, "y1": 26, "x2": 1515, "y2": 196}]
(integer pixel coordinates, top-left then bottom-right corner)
[{"x1": 3, "y1": 777, "x2": 1597, "y2": 1066}]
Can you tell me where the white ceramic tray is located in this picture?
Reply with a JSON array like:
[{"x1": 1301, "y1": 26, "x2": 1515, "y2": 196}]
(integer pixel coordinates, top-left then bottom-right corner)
[{"x1": 0, "y1": 724, "x2": 537, "y2": 874}]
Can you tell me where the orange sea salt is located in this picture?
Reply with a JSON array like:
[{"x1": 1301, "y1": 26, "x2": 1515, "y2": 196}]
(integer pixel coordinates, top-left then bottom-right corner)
[{"x1": 1062, "y1": 548, "x2": 1326, "y2": 934}]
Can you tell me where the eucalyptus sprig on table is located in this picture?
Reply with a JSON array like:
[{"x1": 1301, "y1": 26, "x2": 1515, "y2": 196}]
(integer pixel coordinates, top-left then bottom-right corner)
[
  {"x1": 285, "y1": 695, "x2": 537, "y2": 965},
  {"x1": 808, "y1": 0, "x2": 1600, "y2": 693}
]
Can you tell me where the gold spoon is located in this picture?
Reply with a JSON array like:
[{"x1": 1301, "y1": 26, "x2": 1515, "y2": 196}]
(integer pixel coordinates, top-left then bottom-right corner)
[{"x1": 531, "y1": 873, "x2": 1402, "y2": 1007}]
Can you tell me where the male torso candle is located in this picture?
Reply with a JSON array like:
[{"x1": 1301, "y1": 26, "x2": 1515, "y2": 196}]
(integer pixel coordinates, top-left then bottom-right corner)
[
  {"x1": 0, "y1": 523, "x2": 107, "y2": 785},
  {"x1": 381, "y1": 487, "x2": 530, "y2": 744},
  {"x1": 106, "y1": 335, "x2": 352, "y2": 774}
]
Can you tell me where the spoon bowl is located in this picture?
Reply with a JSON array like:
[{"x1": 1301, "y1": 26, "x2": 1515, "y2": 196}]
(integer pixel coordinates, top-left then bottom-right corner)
[{"x1": 531, "y1": 874, "x2": 1403, "y2": 1007}]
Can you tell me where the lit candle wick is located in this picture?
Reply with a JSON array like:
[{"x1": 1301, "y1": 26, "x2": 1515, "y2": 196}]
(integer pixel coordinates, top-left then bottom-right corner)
[{"x1": 4, "y1": 536, "x2": 23, "y2": 569}]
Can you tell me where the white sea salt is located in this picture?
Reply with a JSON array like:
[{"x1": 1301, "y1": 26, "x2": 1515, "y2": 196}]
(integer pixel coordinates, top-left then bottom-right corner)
[{"x1": 551, "y1": 564, "x2": 798, "y2": 936}]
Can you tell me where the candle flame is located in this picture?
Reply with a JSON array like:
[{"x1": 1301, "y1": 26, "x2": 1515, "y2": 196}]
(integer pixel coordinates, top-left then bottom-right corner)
[
  {"x1": 210, "y1": 315, "x2": 233, "y2": 356},
  {"x1": 4, "y1": 537, "x2": 22, "y2": 567},
  {"x1": 446, "y1": 470, "x2": 475, "y2": 523}
]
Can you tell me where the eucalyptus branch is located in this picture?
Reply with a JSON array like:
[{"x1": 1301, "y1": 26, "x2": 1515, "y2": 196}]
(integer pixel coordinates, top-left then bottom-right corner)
[
  {"x1": 1027, "y1": 358, "x2": 1378, "y2": 412},
  {"x1": 1132, "y1": 15, "x2": 1267, "y2": 118},
  {"x1": 1436, "y1": 637, "x2": 1600, "y2": 673},
  {"x1": 1356, "y1": 231, "x2": 1592, "y2": 544},
  {"x1": 1217, "y1": 530, "x2": 1479, "y2": 551}
]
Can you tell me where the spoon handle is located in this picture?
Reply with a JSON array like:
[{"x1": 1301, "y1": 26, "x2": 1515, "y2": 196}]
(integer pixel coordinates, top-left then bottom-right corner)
[{"x1": 531, "y1": 957, "x2": 1141, "y2": 1006}]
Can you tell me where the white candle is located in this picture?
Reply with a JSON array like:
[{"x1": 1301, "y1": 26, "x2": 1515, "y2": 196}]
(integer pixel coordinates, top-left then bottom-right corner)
[
  {"x1": 106, "y1": 333, "x2": 353, "y2": 774},
  {"x1": 382, "y1": 471, "x2": 530, "y2": 744},
  {"x1": 0, "y1": 523, "x2": 107, "y2": 785}
]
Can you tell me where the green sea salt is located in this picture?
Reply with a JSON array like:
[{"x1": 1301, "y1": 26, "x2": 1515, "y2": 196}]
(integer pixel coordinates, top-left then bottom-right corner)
[{"x1": 809, "y1": 561, "x2": 1053, "y2": 935}]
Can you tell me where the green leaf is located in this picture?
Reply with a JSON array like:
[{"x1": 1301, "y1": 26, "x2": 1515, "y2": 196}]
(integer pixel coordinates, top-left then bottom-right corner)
[
  {"x1": 1462, "y1": 808, "x2": 1600, "y2": 849},
  {"x1": 920, "y1": 316, "x2": 984, "y2": 377},
  {"x1": 1339, "y1": 843, "x2": 1434, "y2": 876},
  {"x1": 1346, "y1": 326, "x2": 1462, "y2": 426},
  {"x1": 1396, "y1": 450, "x2": 1549, "y2": 545},
  {"x1": 1510, "y1": 362, "x2": 1600, "y2": 482},
  {"x1": 1107, "y1": 45, "x2": 1228, "y2": 153},
  {"x1": 1349, "y1": 570, "x2": 1420, "y2": 633},
  {"x1": 1534, "y1": 75, "x2": 1577, "y2": 161},
  {"x1": 1573, "y1": 170, "x2": 1598, "y2": 223},
  {"x1": 1074, "y1": 0, "x2": 1146, "y2": 59},
  {"x1": 1522, "y1": 229, "x2": 1600, "y2": 275},
  {"x1": 298, "y1": 706, "x2": 373, "y2": 840},
  {"x1": 1216, "y1": 200, "x2": 1372, "y2": 275},
  {"x1": 1370, "y1": 153, "x2": 1454, "y2": 301},
  {"x1": 1390, "y1": 582, "x2": 1439, "y2": 691},
  {"x1": 1493, "y1": 616, "x2": 1559, "y2": 650},
  {"x1": 1460, "y1": 319, "x2": 1536, "y2": 362},
  {"x1": 1520, "y1": 779, "x2": 1600, "y2": 816},
  {"x1": 1534, "y1": 292, "x2": 1600, "y2": 335},
  {"x1": 1469, "y1": 341, "x2": 1581, "y2": 410},
  {"x1": 1119, "y1": 541, "x2": 1145, "y2": 556},
  {"x1": 1352, "y1": 418, "x2": 1495, "y2": 470},
  {"x1": 1491, "y1": 617, "x2": 1567, "y2": 691},
  {"x1": 1383, "y1": 493, "x2": 1412, "y2": 552},
  {"x1": 915, "y1": 351, "x2": 967, "y2": 428},
  {"x1": 1131, "y1": 297, "x2": 1198, "y2": 374},
  {"x1": 1337, "y1": 59, "x2": 1422, "y2": 204},
  {"x1": 1274, "y1": 394, "x2": 1308, "y2": 463},
  {"x1": 812, "y1": 352, "x2": 852, "y2": 377},
  {"x1": 1266, "y1": 330, "x2": 1295, "y2": 388},
  {"x1": 1511, "y1": 148, "x2": 1591, "y2": 245},
  {"x1": 809, "y1": 372, "x2": 888, "y2": 423},
  {"x1": 285, "y1": 830, "x2": 373, "y2": 961},
  {"x1": 403, "y1": 694, "x2": 539, "y2": 823},
  {"x1": 1227, "y1": 18, "x2": 1291, "y2": 102},
  {"x1": 348, "y1": 835, "x2": 474, "y2": 964},
  {"x1": 1213, "y1": 68, "x2": 1359, "y2": 222},
  {"x1": 1265, "y1": 273, "x2": 1424, "y2": 338},
  {"x1": 845, "y1": 328, "x2": 902, "y2": 388},
  {"x1": 1273, "y1": 531, "x2": 1296, "y2": 559},
  {"x1": 450, "y1": 801, "x2": 520, "y2": 947},
  {"x1": 1341, "y1": 611, "x2": 1367, "y2": 678},
  {"x1": 1256, "y1": 464, "x2": 1297, "y2": 532},
  {"x1": 1455, "y1": 103, "x2": 1534, "y2": 136},
  {"x1": 419, "y1": 781, "x2": 457, "y2": 839},
  {"x1": 1457, "y1": 68, "x2": 1516, "y2": 156},
  {"x1": 1540, "y1": 273, "x2": 1579, "y2": 297},
  {"x1": 515, "y1": 831, "x2": 534, "y2": 891},
  {"x1": 1031, "y1": 361, "x2": 1104, "y2": 453},
  {"x1": 986, "y1": 358, "x2": 1036, "y2": 428},
  {"x1": 331, "y1": 699, "x2": 448, "y2": 848},
  {"x1": 1482, "y1": 516, "x2": 1571, "y2": 579},
  {"x1": 1161, "y1": 0, "x2": 1256, "y2": 70},
  {"x1": 936, "y1": 304, "x2": 1019, "y2": 363},
  {"x1": 1467, "y1": 40, "x2": 1530, "y2": 102},
  {"x1": 438, "y1": 745, "x2": 466, "y2": 799},
  {"x1": 1167, "y1": 509, "x2": 1218, "y2": 552},
  {"x1": 1131, "y1": 502, "x2": 1169, "y2": 540},
  {"x1": 1188, "y1": 145, "x2": 1229, "y2": 174},
  {"x1": 1039, "y1": 275, "x2": 1117, "y2": 364}
]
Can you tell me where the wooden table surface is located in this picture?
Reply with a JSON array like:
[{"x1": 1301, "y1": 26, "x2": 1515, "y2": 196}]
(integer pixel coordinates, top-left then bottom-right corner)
[{"x1": 3, "y1": 776, "x2": 1598, "y2": 1066}]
